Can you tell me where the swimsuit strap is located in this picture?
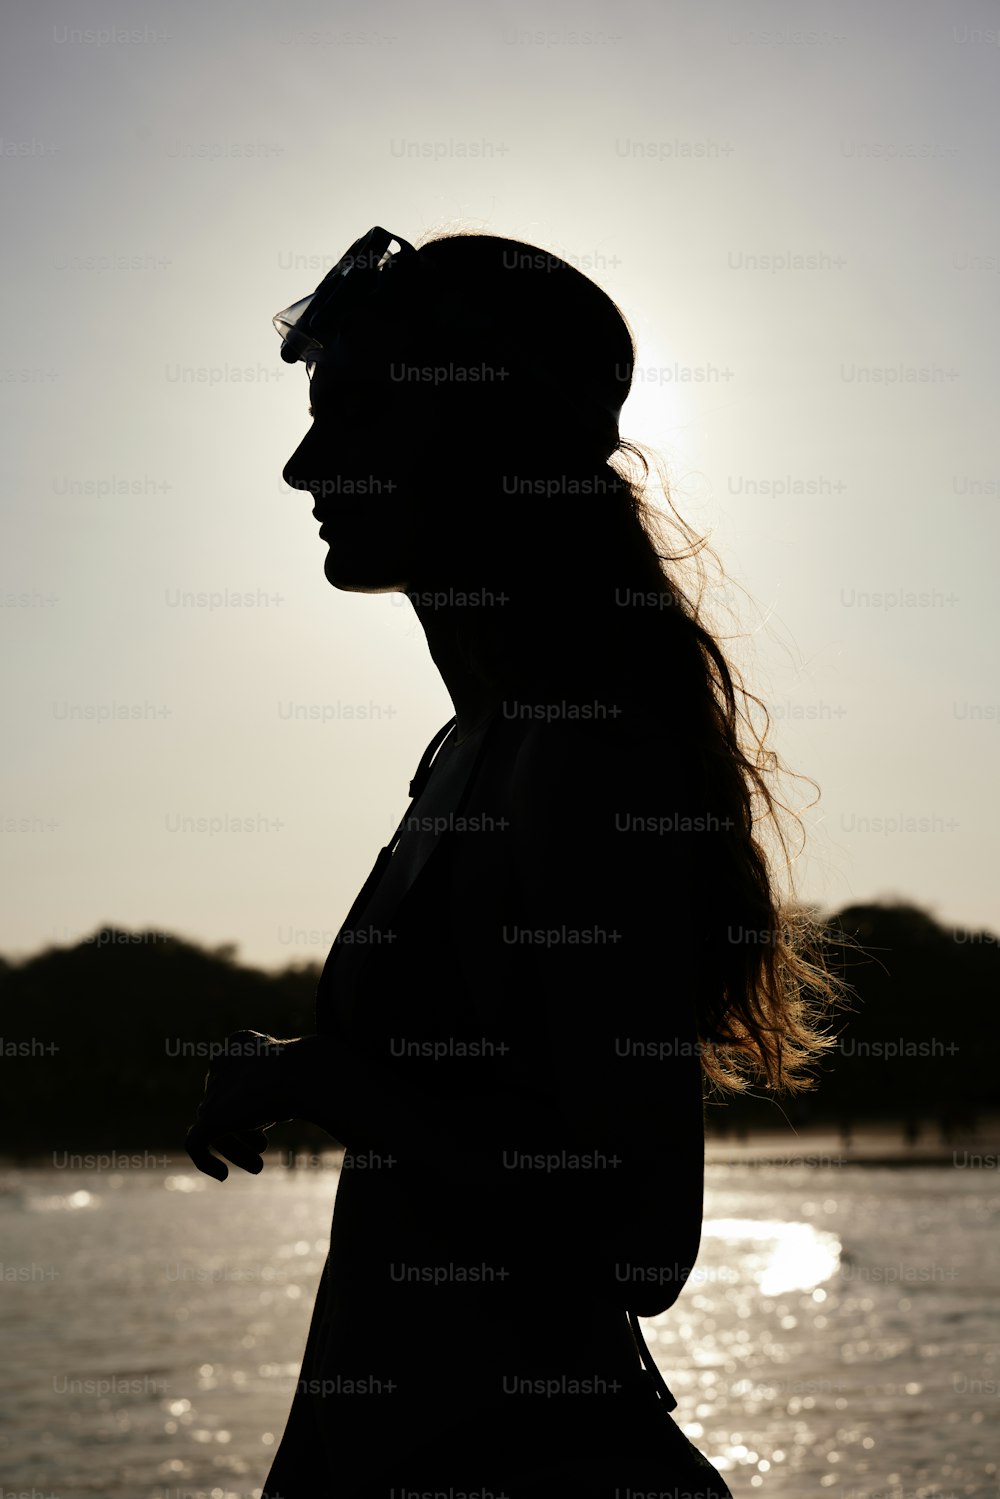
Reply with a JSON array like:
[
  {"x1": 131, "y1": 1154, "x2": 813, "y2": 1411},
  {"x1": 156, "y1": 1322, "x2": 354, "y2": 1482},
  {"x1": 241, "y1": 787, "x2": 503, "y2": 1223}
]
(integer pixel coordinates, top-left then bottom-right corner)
[
  {"x1": 379, "y1": 714, "x2": 459, "y2": 857},
  {"x1": 627, "y1": 1308, "x2": 678, "y2": 1411},
  {"x1": 407, "y1": 715, "x2": 459, "y2": 802},
  {"x1": 314, "y1": 715, "x2": 461, "y2": 1030},
  {"x1": 390, "y1": 707, "x2": 499, "y2": 851}
]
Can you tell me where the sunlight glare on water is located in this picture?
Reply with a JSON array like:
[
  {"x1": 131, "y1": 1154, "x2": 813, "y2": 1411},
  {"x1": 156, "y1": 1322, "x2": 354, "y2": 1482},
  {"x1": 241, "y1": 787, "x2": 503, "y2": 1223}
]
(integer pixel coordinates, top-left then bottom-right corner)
[{"x1": 701, "y1": 1216, "x2": 842, "y2": 1295}]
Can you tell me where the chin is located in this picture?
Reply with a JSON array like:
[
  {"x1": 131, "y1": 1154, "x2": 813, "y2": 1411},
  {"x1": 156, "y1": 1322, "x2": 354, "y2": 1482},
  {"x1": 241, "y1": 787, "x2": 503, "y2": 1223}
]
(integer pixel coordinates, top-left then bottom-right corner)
[{"x1": 322, "y1": 550, "x2": 405, "y2": 593}]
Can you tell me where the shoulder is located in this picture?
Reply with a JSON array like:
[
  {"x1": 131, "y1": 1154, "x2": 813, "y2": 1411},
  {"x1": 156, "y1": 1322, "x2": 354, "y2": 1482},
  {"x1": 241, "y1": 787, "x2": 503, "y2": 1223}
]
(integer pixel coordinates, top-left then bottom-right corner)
[
  {"x1": 504, "y1": 698, "x2": 699, "y2": 918},
  {"x1": 508, "y1": 698, "x2": 692, "y2": 825}
]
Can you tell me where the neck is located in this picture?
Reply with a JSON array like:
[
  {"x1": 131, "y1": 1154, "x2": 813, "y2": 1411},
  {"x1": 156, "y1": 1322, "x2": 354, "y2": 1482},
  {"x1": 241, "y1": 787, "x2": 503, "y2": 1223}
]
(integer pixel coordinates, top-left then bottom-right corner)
[{"x1": 406, "y1": 594, "x2": 507, "y2": 742}]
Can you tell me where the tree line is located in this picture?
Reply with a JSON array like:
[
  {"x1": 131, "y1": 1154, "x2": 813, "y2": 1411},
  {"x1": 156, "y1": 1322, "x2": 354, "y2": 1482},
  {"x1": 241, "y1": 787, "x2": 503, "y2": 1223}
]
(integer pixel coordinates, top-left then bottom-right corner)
[{"x1": 0, "y1": 899, "x2": 993, "y2": 1155}]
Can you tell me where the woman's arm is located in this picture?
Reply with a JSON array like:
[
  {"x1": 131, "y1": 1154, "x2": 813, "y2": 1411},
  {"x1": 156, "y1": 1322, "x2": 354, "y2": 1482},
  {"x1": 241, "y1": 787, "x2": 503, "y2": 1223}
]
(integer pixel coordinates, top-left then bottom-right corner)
[{"x1": 275, "y1": 1026, "x2": 572, "y2": 1180}]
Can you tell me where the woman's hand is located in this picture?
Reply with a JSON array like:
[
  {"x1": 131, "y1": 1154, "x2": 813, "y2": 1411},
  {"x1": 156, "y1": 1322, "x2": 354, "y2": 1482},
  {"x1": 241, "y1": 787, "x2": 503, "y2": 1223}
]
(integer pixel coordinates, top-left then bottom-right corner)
[{"x1": 184, "y1": 1029, "x2": 303, "y2": 1181}]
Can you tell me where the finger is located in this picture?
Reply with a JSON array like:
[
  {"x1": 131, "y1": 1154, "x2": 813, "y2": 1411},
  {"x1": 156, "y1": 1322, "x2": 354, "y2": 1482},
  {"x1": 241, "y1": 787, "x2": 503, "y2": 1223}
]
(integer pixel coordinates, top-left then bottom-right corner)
[
  {"x1": 185, "y1": 1121, "x2": 270, "y2": 1180},
  {"x1": 194, "y1": 1122, "x2": 271, "y2": 1175},
  {"x1": 212, "y1": 1130, "x2": 268, "y2": 1174},
  {"x1": 185, "y1": 1121, "x2": 228, "y2": 1181}
]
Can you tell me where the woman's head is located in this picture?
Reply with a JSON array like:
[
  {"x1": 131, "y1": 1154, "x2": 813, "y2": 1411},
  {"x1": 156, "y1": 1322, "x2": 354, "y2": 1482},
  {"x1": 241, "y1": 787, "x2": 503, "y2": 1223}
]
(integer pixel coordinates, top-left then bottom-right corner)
[{"x1": 282, "y1": 232, "x2": 635, "y2": 601}]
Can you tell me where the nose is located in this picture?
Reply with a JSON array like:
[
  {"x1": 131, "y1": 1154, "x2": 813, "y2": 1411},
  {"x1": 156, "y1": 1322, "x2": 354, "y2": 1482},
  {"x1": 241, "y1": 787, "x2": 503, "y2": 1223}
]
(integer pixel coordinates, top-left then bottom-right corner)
[
  {"x1": 282, "y1": 424, "x2": 375, "y2": 503},
  {"x1": 282, "y1": 427, "x2": 320, "y2": 493},
  {"x1": 282, "y1": 458, "x2": 311, "y2": 491}
]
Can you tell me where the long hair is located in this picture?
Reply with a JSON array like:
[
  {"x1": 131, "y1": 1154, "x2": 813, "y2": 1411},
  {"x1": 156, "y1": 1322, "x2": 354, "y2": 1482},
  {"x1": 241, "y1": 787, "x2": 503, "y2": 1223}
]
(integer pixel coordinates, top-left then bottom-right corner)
[{"x1": 391, "y1": 228, "x2": 855, "y2": 1098}]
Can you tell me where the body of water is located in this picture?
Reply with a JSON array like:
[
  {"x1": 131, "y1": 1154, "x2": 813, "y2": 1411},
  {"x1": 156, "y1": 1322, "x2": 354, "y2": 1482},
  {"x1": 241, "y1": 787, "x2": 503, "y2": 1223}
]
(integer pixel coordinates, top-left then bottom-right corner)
[{"x1": 0, "y1": 1157, "x2": 996, "y2": 1497}]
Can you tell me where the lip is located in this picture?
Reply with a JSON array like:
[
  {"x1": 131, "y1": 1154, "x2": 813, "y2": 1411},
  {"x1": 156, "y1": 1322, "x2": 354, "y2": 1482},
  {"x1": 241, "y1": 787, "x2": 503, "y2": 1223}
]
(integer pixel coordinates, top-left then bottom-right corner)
[{"x1": 313, "y1": 505, "x2": 365, "y2": 525}]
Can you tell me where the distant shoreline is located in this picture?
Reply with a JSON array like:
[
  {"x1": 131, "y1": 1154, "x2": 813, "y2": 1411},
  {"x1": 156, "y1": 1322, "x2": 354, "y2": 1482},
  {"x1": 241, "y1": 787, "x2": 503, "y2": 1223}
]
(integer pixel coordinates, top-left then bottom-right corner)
[
  {"x1": 1, "y1": 1124, "x2": 998, "y2": 1172},
  {"x1": 703, "y1": 1120, "x2": 1000, "y2": 1167},
  {"x1": 703, "y1": 1150, "x2": 998, "y2": 1168}
]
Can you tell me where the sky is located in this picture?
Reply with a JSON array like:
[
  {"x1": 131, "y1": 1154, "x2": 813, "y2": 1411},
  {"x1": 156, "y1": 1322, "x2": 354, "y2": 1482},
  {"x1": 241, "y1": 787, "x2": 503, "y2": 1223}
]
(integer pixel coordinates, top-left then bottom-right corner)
[{"x1": 2, "y1": 0, "x2": 998, "y2": 969}]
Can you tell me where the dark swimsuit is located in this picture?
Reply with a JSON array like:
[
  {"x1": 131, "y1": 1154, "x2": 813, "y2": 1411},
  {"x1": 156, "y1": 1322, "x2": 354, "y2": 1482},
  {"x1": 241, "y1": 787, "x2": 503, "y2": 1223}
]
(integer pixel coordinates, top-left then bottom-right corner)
[{"x1": 261, "y1": 709, "x2": 733, "y2": 1498}]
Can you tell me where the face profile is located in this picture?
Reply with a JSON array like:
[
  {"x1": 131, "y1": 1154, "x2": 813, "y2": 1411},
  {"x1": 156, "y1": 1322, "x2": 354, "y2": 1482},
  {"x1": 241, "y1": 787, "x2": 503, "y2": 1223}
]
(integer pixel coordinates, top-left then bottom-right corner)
[
  {"x1": 277, "y1": 231, "x2": 629, "y2": 610},
  {"x1": 282, "y1": 357, "x2": 427, "y2": 594}
]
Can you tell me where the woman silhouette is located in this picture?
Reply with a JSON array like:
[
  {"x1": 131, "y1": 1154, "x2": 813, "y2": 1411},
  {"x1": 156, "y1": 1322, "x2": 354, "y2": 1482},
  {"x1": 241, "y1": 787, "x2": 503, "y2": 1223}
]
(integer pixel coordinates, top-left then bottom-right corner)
[{"x1": 185, "y1": 228, "x2": 847, "y2": 1497}]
